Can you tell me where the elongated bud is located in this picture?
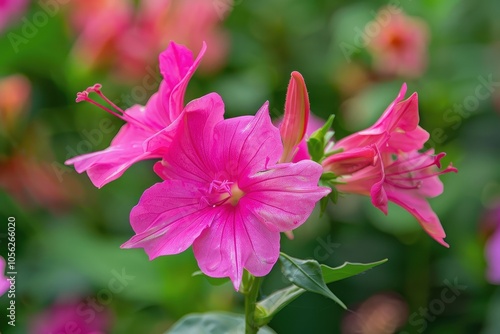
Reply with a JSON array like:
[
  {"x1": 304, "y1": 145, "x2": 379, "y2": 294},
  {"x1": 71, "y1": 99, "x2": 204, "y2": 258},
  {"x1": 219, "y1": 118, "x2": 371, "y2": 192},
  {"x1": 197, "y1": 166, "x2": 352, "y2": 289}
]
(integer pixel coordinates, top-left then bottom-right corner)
[{"x1": 279, "y1": 71, "x2": 310, "y2": 163}]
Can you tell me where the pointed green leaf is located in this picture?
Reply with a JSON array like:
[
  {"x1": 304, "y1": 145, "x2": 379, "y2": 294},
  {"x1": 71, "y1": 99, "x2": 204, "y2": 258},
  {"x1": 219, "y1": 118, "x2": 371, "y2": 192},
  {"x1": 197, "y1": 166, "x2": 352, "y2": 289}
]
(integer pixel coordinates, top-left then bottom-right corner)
[
  {"x1": 279, "y1": 252, "x2": 347, "y2": 309},
  {"x1": 310, "y1": 114, "x2": 335, "y2": 140},
  {"x1": 257, "y1": 257, "x2": 388, "y2": 325},
  {"x1": 255, "y1": 285, "x2": 303, "y2": 326},
  {"x1": 320, "y1": 259, "x2": 388, "y2": 284},
  {"x1": 166, "y1": 312, "x2": 276, "y2": 333},
  {"x1": 307, "y1": 114, "x2": 335, "y2": 163},
  {"x1": 306, "y1": 137, "x2": 324, "y2": 162}
]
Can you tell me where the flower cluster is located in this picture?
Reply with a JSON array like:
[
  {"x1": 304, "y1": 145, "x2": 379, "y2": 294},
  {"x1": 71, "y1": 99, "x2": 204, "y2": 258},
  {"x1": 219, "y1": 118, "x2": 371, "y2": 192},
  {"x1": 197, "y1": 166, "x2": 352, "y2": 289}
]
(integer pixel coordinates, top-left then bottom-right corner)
[
  {"x1": 67, "y1": 42, "x2": 456, "y2": 289},
  {"x1": 68, "y1": 0, "x2": 230, "y2": 79}
]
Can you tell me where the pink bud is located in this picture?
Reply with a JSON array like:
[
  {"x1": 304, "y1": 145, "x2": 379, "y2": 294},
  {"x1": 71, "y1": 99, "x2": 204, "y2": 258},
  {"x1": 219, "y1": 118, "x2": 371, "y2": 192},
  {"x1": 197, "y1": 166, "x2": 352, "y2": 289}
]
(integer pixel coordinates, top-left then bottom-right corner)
[{"x1": 280, "y1": 71, "x2": 310, "y2": 163}]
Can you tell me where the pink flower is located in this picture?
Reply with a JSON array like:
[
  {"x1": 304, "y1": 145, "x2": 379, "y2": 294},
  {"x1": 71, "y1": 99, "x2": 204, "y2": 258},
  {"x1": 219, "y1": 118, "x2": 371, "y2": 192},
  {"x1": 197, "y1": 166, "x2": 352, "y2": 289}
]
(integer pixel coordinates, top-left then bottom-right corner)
[
  {"x1": 322, "y1": 84, "x2": 457, "y2": 246},
  {"x1": 65, "y1": 42, "x2": 205, "y2": 188},
  {"x1": 280, "y1": 71, "x2": 310, "y2": 163},
  {"x1": 0, "y1": 74, "x2": 31, "y2": 134},
  {"x1": 69, "y1": 0, "x2": 231, "y2": 78},
  {"x1": 334, "y1": 83, "x2": 429, "y2": 154},
  {"x1": 29, "y1": 298, "x2": 112, "y2": 334},
  {"x1": 0, "y1": 257, "x2": 9, "y2": 297},
  {"x1": 0, "y1": 76, "x2": 83, "y2": 212},
  {"x1": 0, "y1": 153, "x2": 83, "y2": 213},
  {"x1": 486, "y1": 226, "x2": 500, "y2": 284},
  {"x1": 145, "y1": 0, "x2": 231, "y2": 73},
  {"x1": 482, "y1": 204, "x2": 500, "y2": 284},
  {"x1": 0, "y1": 0, "x2": 28, "y2": 32},
  {"x1": 367, "y1": 7, "x2": 429, "y2": 78},
  {"x1": 336, "y1": 149, "x2": 457, "y2": 247},
  {"x1": 121, "y1": 93, "x2": 330, "y2": 290},
  {"x1": 322, "y1": 83, "x2": 428, "y2": 179}
]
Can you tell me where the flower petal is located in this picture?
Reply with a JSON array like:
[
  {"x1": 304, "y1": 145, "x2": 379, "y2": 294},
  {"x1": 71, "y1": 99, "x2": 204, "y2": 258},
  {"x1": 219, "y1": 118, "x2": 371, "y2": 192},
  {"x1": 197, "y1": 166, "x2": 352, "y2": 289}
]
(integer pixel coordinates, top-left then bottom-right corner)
[
  {"x1": 211, "y1": 102, "x2": 282, "y2": 179},
  {"x1": 336, "y1": 85, "x2": 425, "y2": 153},
  {"x1": 0, "y1": 257, "x2": 9, "y2": 297},
  {"x1": 486, "y1": 228, "x2": 500, "y2": 284},
  {"x1": 323, "y1": 146, "x2": 377, "y2": 175},
  {"x1": 121, "y1": 180, "x2": 216, "y2": 258},
  {"x1": 240, "y1": 161, "x2": 330, "y2": 231},
  {"x1": 193, "y1": 205, "x2": 280, "y2": 290},
  {"x1": 65, "y1": 107, "x2": 158, "y2": 188},
  {"x1": 153, "y1": 93, "x2": 225, "y2": 182},
  {"x1": 157, "y1": 41, "x2": 207, "y2": 123},
  {"x1": 386, "y1": 185, "x2": 449, "y2": 247}
]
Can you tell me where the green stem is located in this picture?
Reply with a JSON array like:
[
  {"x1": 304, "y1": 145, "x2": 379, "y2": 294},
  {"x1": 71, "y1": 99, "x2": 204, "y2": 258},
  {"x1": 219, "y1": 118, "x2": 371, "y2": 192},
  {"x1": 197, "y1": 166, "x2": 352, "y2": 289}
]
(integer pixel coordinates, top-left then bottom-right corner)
[{"x1": 243, "y1": 272, "x2": 263, "y2": 334}]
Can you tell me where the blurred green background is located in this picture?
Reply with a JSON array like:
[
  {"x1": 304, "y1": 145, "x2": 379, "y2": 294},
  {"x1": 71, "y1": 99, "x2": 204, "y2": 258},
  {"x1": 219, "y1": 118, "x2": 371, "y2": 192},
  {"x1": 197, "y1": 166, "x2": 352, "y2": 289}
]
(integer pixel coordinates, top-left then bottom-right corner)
[{"x1": 0, "y1": 0, "x2": 499, "y2": 333}]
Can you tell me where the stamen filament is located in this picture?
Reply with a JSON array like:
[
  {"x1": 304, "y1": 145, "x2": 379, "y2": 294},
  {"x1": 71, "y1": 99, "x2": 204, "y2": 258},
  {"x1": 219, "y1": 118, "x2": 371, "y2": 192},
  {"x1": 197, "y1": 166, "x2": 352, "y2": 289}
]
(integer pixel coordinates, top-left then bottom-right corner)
[
  {"x1": 76, "y1": 93, "x2": 127, "y2": 122},
  {"x1": 75, "y1": 83, "x2": 152, "y2": 133}
]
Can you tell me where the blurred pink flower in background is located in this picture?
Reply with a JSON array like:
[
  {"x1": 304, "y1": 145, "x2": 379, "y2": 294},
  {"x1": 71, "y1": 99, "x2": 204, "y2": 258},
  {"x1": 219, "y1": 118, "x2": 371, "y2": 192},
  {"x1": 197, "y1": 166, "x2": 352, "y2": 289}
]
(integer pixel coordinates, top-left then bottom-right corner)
[
  {"x1": 0, "y1": 74, "x2": 31, "y2": 133},
  {"x1": 0, "y1": 75, "x2": 83, "y2": 212},
  {"x1": 342, "y1": 293, "x2": 408, "y2": 334},
  {"x1": 481, "y1": 203, "x2": 500, "y2": 284},
  {"x1": 0, "y1": 153, "x2": 83, "y2": 213},
  {"x1": 0, "y1": 0, "x2": 28, "y2": 33},
  {"x1": 29, "y1": 298, "x2": 112, "y2": 334},
  {"x1": 367, "y1": 7, "x2": 429, "y2": 78},
  {"x1": 69, "y1": 0, "x2": 231, "y2": 80},
  {"x1": 0, "y1": 256, "x2": 9, "y2": 297}
]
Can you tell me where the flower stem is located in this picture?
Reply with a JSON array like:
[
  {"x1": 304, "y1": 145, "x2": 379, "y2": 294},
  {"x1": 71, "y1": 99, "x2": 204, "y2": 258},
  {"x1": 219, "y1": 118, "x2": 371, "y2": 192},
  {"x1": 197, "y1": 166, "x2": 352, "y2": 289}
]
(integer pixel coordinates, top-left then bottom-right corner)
[{"x1": 243, "y1": 272, "x2": 263, "y2": 334}]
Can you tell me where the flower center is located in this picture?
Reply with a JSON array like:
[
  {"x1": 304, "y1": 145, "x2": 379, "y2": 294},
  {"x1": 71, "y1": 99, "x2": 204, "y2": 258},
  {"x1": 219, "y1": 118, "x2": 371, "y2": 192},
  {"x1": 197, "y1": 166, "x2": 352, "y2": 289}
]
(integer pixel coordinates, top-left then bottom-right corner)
[{"x1": 201, "y1": 179, "x2": 244, "y2": 208}]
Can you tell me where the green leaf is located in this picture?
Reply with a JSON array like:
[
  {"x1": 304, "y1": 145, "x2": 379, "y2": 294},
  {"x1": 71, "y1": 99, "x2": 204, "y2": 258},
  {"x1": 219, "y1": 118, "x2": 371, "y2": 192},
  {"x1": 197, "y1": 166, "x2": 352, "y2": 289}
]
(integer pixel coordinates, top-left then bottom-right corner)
[
  {"x1": 166, "y1": 312, "x2": 276, "y2": 334},
  {"x1": 310, "y1": 114, "x2": 335, "y2": 140},
  {"x1": 306, "y1": 114, "x2": 335, "y2": 163},
  {"x1": 306, "y1": 137, "x2": 324, "y2": 162},
  {"x1": 279, "y1": 253, "x2": 347, "y2": 309},
  {"x1": 255, "y1": 285, "x2": 303, "y2": 326},
  {"x1": 192, "y1": 271, "x2": 230, "y2": 286},
  {"x1": 320, "y1": 259, "x2": 388, "y2": 284},
  {"x1": 256, "y1": 258, "x2": 388, "y2": 325}
]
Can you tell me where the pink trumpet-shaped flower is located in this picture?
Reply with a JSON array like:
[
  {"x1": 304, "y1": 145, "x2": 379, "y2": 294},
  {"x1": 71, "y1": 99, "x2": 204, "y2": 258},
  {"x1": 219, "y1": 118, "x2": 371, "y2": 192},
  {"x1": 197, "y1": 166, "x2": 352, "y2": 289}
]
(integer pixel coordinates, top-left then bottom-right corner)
[
  {"x1": 65, "y1": 42, "x2": 205, "y2": 188},
  {"x1": 280, "y1": 71, "x2": 310, "y2": 163},
  {"x1": 334, "y1": 83, "x2": 429, "y2": 154},
  {"x1": 0, "y1": 257, "x2": 9, "y2": 297},
  {"x1": 321, "y1": 84, "x2": 457, "y2": 246},
  {"x1": 122, "y1": 93, "x2": 330, "y2": 290},
  {"x1": 337, "y1": 149, "x2": 457, "y2": 247},
  {"x1": 69, "y1": 0, "x2": 230, "y2": 79}
]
